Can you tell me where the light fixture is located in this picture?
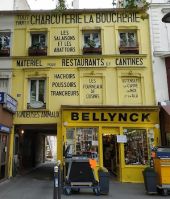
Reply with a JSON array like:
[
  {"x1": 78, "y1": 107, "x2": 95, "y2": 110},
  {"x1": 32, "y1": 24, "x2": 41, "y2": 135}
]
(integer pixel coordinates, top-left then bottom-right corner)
[
  {"x1": 63, "y1": 122, "x2": 68, "y2": 126},
  {"x1": 21, "y1": 129, "x2": 24, "y2": 134}
]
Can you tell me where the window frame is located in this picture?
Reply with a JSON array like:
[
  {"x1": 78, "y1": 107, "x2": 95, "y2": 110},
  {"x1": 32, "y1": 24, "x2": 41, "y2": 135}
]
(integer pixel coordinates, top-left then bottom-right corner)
[
  {"x1": 0, "y1": 32, "x2": 11, "y2": 57},
  {"x1": 28, "y1": 32, "x2": 47, "y2": 56},
  {"x1": 82, "y1": 30, "x2": 102, "y2": 54},
  {"x1": 0, "y1": 78, "x2": 9, "y2": 93},
  {"x1": 30, "y1": 32, "x2": 47, "y2": 48},
  {"x1": 119, "y1": 30, "x2": 139, "y2": 54},
  {"x1": 123, "y1": 128, "x2": 148, "y2": 165},
  {"x1": 27, "y1": 78, "x2": 46, "y2": 109}
]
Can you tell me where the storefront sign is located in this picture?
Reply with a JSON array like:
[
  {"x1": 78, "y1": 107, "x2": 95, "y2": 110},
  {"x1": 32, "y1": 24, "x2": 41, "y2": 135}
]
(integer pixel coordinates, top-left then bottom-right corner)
[
  {"x1": 0, "y1": 125, "x2": 10, "y2": 133},
  {"x1": 0, "y1": 92, "x2": 17, "y2": 113},
  {"x1": 15, "y1": 13, "x2": 140, "y2": 26},
  {"x1": 68, "y1": 111, "x2": 157, "y2": 123},
  {"x1": 16, "y1": 111, "x2": 59, "y2": 118},
  {"x1": 61, "y1": 58, "x2": 105, "y2": 67},
  {"x1": 115, "y1": 58, "x2": 143, "y2": 66}
]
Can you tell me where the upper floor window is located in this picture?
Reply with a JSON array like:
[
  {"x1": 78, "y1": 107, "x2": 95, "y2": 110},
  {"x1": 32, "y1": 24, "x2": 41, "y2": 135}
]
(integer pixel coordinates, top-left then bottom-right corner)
[
  {"x1": 0, "y1": 78, "x2": 9, "y2": 93},
  {"x1": 28, "y1": 32, "x2": 47, "y2": 56},
  {"x1": 83, "y1": 31, "x2": 102, "y2": 54},
  {"x1": 0, "y1": 32, "x2": 10, "y2": 57},
  {"x1": 27, "y1": 79, "x2": 46, "y2": 109},
  {"x1": 119, "y1": 31, "x2": 139, "y2": 54}
]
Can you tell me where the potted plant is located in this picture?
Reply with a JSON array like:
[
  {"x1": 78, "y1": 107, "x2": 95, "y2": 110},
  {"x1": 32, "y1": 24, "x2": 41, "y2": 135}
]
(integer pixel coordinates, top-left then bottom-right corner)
[
  {"x1": 83, "y1": 38, "x2": 102, "y2": 54},
  {"x1": 28, "y1": 42, "x2": 47, "y2": 56}
]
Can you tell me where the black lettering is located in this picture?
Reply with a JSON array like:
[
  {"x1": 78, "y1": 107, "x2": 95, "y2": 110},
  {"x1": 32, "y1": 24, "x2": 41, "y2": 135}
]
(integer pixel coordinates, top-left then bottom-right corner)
[
  {"x1": 108, "y1": 113, "x2": 117, "y2": 121},
  {"x1": 101, "y1": 113, "x2": 108, "y2": 121},
  {"x1": 71, "y1": 112, "x2": 79, "y2": 120},
  {"x1": 130, "y1": 113, "x2": 138, "y2": 122},
  {"x1": 92, "y1": 113, "x2": 99, "y2": 121},
  {"x1": 142, "y1": 113, "x2": 150, "y2": 122},
  {"x1": 82, "y1": 113, "x2": 89, "y2": 121},
  {"x1": 119, "y1": 113, "x2": 127, "y2": 121}
]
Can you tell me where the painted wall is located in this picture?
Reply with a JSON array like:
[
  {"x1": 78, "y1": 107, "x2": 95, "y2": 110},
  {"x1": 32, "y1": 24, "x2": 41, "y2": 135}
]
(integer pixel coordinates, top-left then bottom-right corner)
[{"x1": 11, "y1": 10, "x2": 156, "y2": 125}]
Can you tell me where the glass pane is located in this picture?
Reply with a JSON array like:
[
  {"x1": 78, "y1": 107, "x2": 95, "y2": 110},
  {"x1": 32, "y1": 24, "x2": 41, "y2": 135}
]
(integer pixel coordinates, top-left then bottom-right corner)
[
  {"x1": 124, "y1": 129, "x2": 148, "y2": 165},
  {"x1": 38, "y1": 80, "x2": 45, "y2": 102},
  {"x1": 128, "y1": 32, "x2": 136, "y2": 47},
  {"x1": 66, "y1": 127, "x2": 98, "y2": 160},
  {"x1": 119, "y1": 33, "x2": 127, "y2": 46},
  {"x1": 0, "y1": 79, "x2": 9, "y2": 92},
  {"x1": 31, "y1": 34, "x2": 40, "y2": 46},
  {"x1": 30, "y1": 80, "x2": 36, "y2": 102},
  {"x1": 0, "y1": 32, "x2": 10, "y2": 48},
  {"x1": 39, "y1": 34, "x2": 46, "y2": 47},
  {"x1": 92, "y1": 33, "x2": 100, "y2": 48},
  {"x1": 84, "y1": 33, "x2": 90, "y2": 47}
]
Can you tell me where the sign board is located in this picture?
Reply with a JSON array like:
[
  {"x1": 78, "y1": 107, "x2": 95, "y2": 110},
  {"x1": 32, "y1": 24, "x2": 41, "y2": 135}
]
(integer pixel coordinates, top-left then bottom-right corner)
[
  {"x1": 0, "y1": 125, "x2": 10, "y2": 133},
  {"x1": 117, "y1": 135, "x2": 127, "y2": 143},
  {"x1": 0, "y1": 92, "x2": 17, "y2": 113}
]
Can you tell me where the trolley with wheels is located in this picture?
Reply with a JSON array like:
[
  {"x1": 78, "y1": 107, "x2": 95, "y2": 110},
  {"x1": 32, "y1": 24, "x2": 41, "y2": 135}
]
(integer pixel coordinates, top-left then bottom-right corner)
[{"x1": 63, "y1": 156, "x2": 100, "y2": 196}]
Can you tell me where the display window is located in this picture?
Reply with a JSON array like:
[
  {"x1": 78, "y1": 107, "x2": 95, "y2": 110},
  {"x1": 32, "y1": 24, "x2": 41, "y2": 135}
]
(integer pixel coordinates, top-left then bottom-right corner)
[
  {"x1": 65, "y1": 127, "x2": 98, "y2": 160},
  {"x1": 124, "y1": 128, "x2": 148, "y2": 165}
]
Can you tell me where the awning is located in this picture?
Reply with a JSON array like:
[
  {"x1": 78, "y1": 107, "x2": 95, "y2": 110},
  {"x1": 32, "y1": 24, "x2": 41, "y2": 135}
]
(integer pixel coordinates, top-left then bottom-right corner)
[{"x1": 162, "y1": 105, "x2": 170, "y2": 116}]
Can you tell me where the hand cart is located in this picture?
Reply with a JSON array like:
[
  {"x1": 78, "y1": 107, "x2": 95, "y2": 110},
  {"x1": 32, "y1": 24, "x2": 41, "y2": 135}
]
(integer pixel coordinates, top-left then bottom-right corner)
[{"x1": 63, "y1": 156, "x2": 100, "y2": 195}]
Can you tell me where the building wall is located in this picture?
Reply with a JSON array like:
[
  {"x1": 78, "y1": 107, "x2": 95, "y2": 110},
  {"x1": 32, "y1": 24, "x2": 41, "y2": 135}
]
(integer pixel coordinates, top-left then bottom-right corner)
[
  {"x1": 0, "y1": 15, "x2": 14, "y2": 94},
  {"x1": 12, "y1": 10, "x2": 155, "y2": 125},
  {"x1": 149, "y1": 2, "x2": 170, "y2": 103}
]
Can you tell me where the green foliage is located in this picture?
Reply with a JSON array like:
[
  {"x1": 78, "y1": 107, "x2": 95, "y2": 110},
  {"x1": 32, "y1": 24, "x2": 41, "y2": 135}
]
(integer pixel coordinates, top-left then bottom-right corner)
[
  {"x1": 87, "y1": 39, "x2": 96, "y2": 48},
  {"x1": 125, "y1": 0, "x2": 150, "y2": 10},
  {"x1": 56, "y1": 0, "x2": 66, "y2": 11}
]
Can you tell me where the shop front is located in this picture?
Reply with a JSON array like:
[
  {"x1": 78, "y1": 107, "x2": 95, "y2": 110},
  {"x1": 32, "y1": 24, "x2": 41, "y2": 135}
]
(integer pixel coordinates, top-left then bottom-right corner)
[
  {"x1": 0, "y1": 92, "x2": 17, "y2": 181},
  {"x1": 59, "y1": 105, "x2": 160, "y2": 183}
]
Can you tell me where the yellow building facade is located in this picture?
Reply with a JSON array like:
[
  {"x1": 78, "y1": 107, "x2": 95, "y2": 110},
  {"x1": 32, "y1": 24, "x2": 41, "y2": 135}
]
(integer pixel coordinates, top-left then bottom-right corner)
[{"x1": 10, "y1": 9, "x2": 160, "y2": 182}]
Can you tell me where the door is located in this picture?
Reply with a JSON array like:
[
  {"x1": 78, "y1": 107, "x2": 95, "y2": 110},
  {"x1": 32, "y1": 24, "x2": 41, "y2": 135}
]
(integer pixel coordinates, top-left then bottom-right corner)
[
  {"x1": 0, "y1": 133, "x2": 9, "y2": 180},
  {"x1": 102, "y1": 128, "x2": 120, "y2": 181}
]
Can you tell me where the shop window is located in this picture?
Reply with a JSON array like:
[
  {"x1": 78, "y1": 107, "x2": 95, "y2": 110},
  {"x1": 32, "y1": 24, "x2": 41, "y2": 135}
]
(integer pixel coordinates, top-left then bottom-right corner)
[
  {"x1": 0, "y1": 32, "x2": 10, "y2": 57},
  {"x1": 0, "y1": 78, "x2": 9, "y2": 93},
  {"x1": 124, "y1": 128, "x2": 148, "y2": 165},
  {"x1": 65, "y1": 128, "x2": 98, "y2": 160},
  {"x1": 83, "y1": 31, "x2": 102, "y2": 54},
  {"x1": 119, "y1": 31, "x2": 139, "y2": 54},
  {"x1": 28, "y1": 32, "x2": 47, "y2": 56},
  {"x1": 27, "y1": 79, "x2": 46, "y2": 109}
]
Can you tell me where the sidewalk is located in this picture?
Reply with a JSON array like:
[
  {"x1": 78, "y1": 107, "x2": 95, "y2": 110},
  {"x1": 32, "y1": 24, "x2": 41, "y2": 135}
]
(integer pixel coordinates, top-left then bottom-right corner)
[
  {"x1": 0, "y1": 162, "x2": 167, "y2": 199},
  {"x1": 0, "y1": 176, "x2": 167, "y2": 199}
]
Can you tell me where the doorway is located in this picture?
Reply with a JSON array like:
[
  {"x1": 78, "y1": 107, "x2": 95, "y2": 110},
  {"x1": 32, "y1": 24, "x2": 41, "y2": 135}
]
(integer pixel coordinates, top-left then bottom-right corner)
[
  {"x1": 102, "y1": 134, "x2": 119, "y2": 179},
  {"x1": 0, "y1": 133, "x2": 9, "y2": 180}
]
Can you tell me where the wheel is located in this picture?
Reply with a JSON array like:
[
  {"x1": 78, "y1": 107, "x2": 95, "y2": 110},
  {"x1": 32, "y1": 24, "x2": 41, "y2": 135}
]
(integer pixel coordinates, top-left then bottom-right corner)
[
  {"x1": 93, "y1": 187, "x2": 100, "y2": 196},
  {"x1": 162, "y1": 189, "x2": 168, "y2": 196},
  {"x1": 64, "y1": 187, "x2": 72, "y2": 195}
]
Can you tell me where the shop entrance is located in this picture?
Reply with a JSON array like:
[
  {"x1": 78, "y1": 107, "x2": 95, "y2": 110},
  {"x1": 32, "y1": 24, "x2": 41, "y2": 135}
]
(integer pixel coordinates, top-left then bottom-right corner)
[
  {"x1": 0, "y1": 133, "x2": 9, "y2": 180},
  {"x1": 102, "y1": 132, "x2": 120, "y2": 180}
]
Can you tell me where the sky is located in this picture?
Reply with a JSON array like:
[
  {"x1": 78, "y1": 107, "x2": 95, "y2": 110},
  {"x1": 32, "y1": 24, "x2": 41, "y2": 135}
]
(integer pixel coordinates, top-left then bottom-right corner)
[{"x1": 27, "y1": 0, "x2": 114, "y2": 10}]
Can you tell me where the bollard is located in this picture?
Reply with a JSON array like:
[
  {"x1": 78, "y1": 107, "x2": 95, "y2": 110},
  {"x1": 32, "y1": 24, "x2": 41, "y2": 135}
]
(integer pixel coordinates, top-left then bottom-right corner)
[{"x1": 53, "y1": 160, "x2": 61, "y2": 199}]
